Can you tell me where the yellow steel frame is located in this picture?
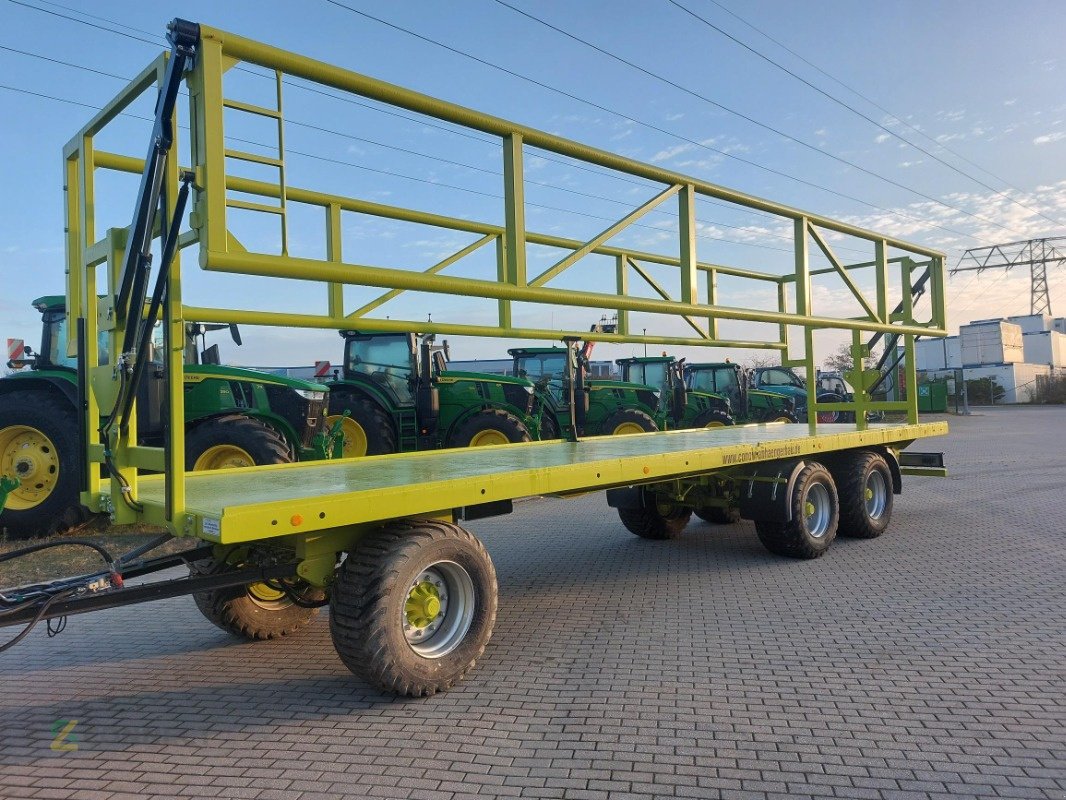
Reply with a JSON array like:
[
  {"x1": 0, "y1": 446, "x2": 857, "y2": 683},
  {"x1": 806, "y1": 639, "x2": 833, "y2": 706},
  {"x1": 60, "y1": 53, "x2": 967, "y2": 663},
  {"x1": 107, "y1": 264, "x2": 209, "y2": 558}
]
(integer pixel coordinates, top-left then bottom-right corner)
[{"x1": 62, "y1": 22, "x2": 948, "y2": 536}]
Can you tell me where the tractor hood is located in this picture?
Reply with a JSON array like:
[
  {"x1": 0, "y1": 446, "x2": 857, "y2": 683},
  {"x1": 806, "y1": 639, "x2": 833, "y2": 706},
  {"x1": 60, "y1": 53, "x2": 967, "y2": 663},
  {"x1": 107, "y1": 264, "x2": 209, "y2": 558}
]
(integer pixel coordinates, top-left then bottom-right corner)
[
  {"x1": 185, "y1": 364, "x2": 327, "y2": 393},
  {"x1": 437, "y1": 370, "x2": 535, "y2": 388}
]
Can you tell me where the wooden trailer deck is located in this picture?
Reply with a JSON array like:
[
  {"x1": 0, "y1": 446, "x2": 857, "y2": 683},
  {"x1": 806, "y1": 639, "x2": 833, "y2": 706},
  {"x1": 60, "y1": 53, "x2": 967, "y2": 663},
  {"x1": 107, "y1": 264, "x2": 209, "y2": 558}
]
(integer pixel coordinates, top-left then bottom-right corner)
[{"x1": 111, "y1": 421, "x2": 948, "y2": 544}]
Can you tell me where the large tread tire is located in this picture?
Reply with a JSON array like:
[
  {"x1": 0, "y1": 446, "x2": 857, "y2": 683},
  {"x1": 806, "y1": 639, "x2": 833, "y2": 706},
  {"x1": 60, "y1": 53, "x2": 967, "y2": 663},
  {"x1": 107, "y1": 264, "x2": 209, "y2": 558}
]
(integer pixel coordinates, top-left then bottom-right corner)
[
  {"x1": 330, "y1": 519, "x2": 498, "y2": 696},
  {"x1": 327, "y1": 393, "x2": 398, "y2": 457},
  {"x1": 693, "y1": 409, "x2": 735, "y2": 428},
  {"x1": 185, "y1": 414, "x2": 292, "y2": 471},
  {"x1": 695, "y1": 506, "x2": 741, "y2": 525},
  {"x1": 602, "y1": 408, "x2": 658, "y2": 436},
  {"x1": 755, "y1": 462, "x2": 839, "y2": 559},
  {"x1": 0, "y1": 389, "x2": 88, "y2": 540},
  {"x1": 190, "y1": 560, "x2": 319, "y2": 640},
  {"x1": 829, "y1": 451, "x2": 893, "y2": 539},
  {"x1": 447, "y1": 409, "x2": 531, "y2": 448},
  {"x1": 618, "y1": 504, "x2": 692, "y2": 540},
  {"x1": 539, "y1": 411, "x2": 560, "y2": 441}
]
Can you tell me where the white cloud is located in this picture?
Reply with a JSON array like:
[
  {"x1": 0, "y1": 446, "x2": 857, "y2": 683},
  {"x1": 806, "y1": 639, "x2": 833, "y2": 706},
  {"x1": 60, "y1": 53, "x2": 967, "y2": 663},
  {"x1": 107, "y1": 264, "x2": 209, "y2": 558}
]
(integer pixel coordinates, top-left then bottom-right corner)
[
  {"x1": 1033, "y1": 131, "x2": 1066, "y2": 145},
  {"x1": 650, "y1": 143, "x2": 694, "y2": 162},
  {"x1": 874, "y1": 133, "x2": 891, "y2": 144}
]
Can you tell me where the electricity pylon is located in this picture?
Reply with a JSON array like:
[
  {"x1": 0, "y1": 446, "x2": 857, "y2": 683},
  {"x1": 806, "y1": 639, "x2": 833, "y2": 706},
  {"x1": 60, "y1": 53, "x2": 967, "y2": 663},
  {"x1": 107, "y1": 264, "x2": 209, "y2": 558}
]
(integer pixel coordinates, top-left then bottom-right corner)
[{"x1": 953, "y1": 237, "x2": 1066, "y2": 316}]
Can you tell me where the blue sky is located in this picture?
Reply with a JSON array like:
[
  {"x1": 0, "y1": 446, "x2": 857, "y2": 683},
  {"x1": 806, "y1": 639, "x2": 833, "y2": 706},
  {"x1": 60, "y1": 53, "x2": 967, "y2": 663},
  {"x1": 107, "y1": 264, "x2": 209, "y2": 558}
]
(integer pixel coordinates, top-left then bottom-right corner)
[{"x1": 1, "y1": 0, "x2": 1064, "y2": 369}]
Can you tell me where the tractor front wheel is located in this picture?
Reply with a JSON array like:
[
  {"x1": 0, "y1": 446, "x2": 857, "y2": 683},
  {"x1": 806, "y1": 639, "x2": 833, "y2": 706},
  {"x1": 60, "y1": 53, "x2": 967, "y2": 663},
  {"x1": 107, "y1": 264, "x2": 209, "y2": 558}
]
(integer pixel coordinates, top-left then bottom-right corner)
[
  {"x1": 327, "y1": 395, "x2": 398, "y2": 457},
  {"x1": 330, "y1": 519, "x2": 498, "y2": 696},
  {"x1": 603, "y1": 409, "x2": 658, "y2": 436},
  {"x1": 693, "y1": 409, "x2": 734, "y2": 428},
  {"x1": 448, "y1": 409, "x2": 531, "y2": 448},
  {"x1": 185, "y1": 415, "x2": 292, "y2": 471},
  {"x1": 0, "y1": 390, "x2": 86, "y2": 539}
]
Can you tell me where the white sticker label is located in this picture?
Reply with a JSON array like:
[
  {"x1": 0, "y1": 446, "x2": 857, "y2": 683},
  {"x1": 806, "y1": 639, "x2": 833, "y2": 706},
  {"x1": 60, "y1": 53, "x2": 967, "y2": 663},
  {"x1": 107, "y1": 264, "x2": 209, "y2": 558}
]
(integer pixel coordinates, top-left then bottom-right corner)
[{"x1": 202, "y1": 517, "x2": 221, "y2": 538}]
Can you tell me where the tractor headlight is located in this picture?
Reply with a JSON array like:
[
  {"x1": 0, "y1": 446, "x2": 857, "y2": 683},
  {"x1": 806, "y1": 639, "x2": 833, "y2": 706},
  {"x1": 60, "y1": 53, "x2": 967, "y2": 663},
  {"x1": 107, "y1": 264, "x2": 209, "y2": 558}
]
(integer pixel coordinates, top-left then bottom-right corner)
[
  {"x1": 652, "y1": 389, "x2": 661, "y2": 398},
  {"x1": 296, "y1": 389, "x2": 327, "y2": 402},
  {"x1": 523, "y1": 384, "x2": 534, "y2": 394}
]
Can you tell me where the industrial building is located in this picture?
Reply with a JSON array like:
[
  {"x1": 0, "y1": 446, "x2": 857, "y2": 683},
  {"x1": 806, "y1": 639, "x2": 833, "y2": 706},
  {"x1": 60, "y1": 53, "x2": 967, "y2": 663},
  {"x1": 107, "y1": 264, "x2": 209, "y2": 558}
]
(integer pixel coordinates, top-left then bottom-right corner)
[{"x1": 916, "y1": 313, "x2": 1066, "y2": 403}]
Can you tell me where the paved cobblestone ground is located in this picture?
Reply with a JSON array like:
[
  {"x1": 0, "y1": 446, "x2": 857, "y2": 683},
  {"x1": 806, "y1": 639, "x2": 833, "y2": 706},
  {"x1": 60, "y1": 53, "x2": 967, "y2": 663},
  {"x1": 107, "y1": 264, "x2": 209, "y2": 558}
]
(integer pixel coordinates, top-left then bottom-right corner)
[{"x1": 0, "y1": 409, "x2": 1063, "y2": 800}]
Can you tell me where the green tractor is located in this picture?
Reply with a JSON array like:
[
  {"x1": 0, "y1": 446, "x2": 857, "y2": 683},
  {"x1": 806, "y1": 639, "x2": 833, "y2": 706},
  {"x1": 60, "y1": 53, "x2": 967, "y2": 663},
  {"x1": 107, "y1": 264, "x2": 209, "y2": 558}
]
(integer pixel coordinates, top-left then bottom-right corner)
[
  {"x1": 684, "y1": 361, "x2": 798, "y2": 424},
  {"x1": 508, "y1": 343, "x2": 661, "y2": 439},
  {"x1": 615, "y1": 355, "x2": 734, "y2": 429},
  {"x1": 0, "y1": 296, "x2": 333, "y2": 538},
  {"x1": 326, "y1": 331, "x2": 540, "y2": 456}
]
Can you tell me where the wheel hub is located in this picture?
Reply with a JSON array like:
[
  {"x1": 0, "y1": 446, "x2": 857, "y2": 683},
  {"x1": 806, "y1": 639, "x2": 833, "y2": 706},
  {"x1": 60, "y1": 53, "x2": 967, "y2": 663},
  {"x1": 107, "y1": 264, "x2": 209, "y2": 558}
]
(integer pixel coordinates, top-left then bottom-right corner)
[
  {"x1": 0, "y1": 426, "x2": 60, "y2": 510},
  {"x1": 404, "y1": 573, "x2": 448, "y2": 638}
]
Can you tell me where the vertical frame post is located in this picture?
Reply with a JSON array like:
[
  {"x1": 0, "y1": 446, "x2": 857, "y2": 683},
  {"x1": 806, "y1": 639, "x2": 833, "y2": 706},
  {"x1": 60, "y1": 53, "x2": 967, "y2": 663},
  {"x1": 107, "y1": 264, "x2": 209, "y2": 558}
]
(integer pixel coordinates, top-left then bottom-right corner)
[
  {"x1": 904, "y1": 334, "x2": 918, "y2": 424},
  {"x1": 706, "y1": 266, "x2": 719, "y2": 340},
  {"x1": 794, "y1": 218, "x2": 816, "y2": 430},
  {"x1": 326, "y1": 203, "x2": 343, "y2": 319},
  {"x1": 875, "y1": 239, "x2": 889, "y2": 324},
  {"x1": 679, "y1": 184, "x2": 698, "y2": 305},
  {"x1": 615, "y1": 254, "x2": 629, "y2": 335}
]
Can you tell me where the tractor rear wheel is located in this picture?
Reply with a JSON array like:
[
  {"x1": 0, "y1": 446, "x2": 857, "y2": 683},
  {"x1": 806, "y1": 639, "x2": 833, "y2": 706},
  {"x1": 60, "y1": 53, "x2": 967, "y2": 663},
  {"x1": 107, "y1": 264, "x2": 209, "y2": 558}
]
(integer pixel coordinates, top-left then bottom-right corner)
[
  {"x1": 327, "y1": 395, "x2": 397, "y2": 457},
  {"x1": 185, "y1": 415, "x2": 291, "y2": 470},
  {"x1": 539, "y1": 412, "x2": 560, "y2": 440},
  {"x1": 755, "y1": 462, "x2": 839, "y2": 559},
  {"x1": 693, "y1": 409, "x2": 734, "y2": 428},
  {"x1": 448, "y1": 409, "x2": 531, "y2": 448},
  {"x1": 829, "y1": 451, "x2": 893, "y2": 539},
  {"x1": 0, "y1": 390, "x2": 87, "y2": 539},
  {"x1": 603, "y1": 408, "x2": 657, "y2": 436},
  {"x1": 330, "y1": 519, "x2": 497, "y2": 696},
  {"x1": 190, "y1": 558, "x2": 321, "y2": 640}
]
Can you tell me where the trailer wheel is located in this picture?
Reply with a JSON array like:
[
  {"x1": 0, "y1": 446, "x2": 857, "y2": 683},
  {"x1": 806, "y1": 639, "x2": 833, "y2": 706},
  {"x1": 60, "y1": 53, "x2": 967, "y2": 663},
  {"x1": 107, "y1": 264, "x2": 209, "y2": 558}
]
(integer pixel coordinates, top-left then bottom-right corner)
[
  {"x1": 185, "y1": 415, "x2": 292, "y2": 470},
  {"x1": 755, "y1": 462, "x2": 839, "y2": 559},
  {"x1": 0, "y1": 390, "x2": 86, "y2": 539},
  {"x1": 448, "y1": 409, "x2": 531, "y2": 448},
  {"x1": 327, "y1": 395, "x2": 397, "y2": 457},
  {"x1": 330, "y1": 519, "x2": 497, "y2": 696},
  {"x1": 830, "y1": 451, "x2": 893, "y2": 539},
  {"x1": 603, "y1": 409, "x2": 658, "y2": 436},
  {"x1": 190, "y1": 560, "x2": 320, "y2": 640},
  {"x1": 695, "y1": 506, "x2": 740, "y2": 524},
  {"x1": 693, "y1": 409, "x2": 734, "y2": 428},
  {"x1": 618, "y1": 500, "x2": 692, "y2": 540}
]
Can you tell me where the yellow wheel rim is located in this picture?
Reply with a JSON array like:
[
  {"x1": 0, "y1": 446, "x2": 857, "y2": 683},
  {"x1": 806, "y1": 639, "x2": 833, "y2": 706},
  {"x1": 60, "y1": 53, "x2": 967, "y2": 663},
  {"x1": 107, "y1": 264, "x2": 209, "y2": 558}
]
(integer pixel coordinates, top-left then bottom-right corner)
[
  {"x1": 193, "y1": 444, "x2": 255, "y2": 471},
  {"x1": 0, "y1": 425, "x2": 59, "y2": 510},
  {"x1": 704, "y1": 421, "x2": 726, "y2": 428},
  {"x1": 773, "y1": 416, "x2": 794, "y2": 423},
  {"x1": 612, "y1": 421, "x2": 646, "y2": 435},
  {"x1": 469, "y1": 428, "x2": 509, "y2": 447},
  {"x1": 327, "y1": 415, "x2": 368, "y2": 458},
  {"x1": 246, "y1": 581, "x2": 293, "y2": 610}
]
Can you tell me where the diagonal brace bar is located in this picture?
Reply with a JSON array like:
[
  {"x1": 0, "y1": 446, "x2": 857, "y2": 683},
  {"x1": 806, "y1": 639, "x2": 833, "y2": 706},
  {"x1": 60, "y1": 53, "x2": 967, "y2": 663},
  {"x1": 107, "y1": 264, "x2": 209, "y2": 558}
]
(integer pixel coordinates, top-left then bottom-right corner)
[
  {"x1": 806, "y1": 222, "x2": 880, "y2": 322},
  {"x1": 347, "y1": 234, "x2": 496, "y2": 319},
  {"x1": 530, "y1": 185, "x2": 682, "y2": 288},
  {"x1": 627, "y1": 257, "x2": 709, "y2": 339}
]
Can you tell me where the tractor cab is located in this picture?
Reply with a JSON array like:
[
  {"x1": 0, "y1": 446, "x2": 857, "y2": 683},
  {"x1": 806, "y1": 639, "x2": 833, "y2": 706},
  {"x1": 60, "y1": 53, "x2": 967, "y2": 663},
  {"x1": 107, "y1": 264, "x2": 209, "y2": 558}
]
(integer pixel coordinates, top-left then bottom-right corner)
[{"x1": 685, "y1": 362, "x2": 745, "y2": 412}]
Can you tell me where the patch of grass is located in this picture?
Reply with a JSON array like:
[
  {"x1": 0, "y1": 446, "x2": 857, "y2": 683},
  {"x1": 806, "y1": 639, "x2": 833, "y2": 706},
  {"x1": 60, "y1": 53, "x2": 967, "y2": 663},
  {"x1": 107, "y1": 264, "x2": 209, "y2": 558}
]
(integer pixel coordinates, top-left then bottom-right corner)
[{"x1": 0, "y1": 518, "x2": 196, "y2": 589}]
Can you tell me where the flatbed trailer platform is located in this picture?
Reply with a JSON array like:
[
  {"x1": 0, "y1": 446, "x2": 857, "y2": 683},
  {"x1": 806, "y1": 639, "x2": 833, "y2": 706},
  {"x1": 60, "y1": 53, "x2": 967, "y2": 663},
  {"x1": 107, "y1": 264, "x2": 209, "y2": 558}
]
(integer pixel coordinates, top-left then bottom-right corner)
[
  {"x1": 115, "y1": 422, "x2": 948, "y2": 544},
  {"x1": 0, "y1": 18, "x2": 953, "y2": 696}
]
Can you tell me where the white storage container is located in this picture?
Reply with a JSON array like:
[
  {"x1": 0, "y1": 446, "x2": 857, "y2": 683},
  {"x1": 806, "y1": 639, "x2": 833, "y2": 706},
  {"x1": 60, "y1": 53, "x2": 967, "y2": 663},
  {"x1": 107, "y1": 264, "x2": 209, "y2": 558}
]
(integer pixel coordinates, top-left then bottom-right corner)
[
  {"x1": 1007, "y1": 314, "x2": 1052, "y2": 334},
  {"x1": 960, "y1": 321, "x2": 1024, "y2": 366},
  {"x1": 1022, "y1": 331, "x2": 1066, "y2": 367}
]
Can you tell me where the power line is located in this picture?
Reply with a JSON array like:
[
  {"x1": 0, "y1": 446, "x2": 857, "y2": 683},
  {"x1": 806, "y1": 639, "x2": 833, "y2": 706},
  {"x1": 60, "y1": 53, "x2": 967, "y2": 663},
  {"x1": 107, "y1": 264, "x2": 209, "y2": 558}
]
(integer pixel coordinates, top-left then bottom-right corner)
[
  {"x1": 665, "y1": 0, "x2": 1065, "y2": 229},
  {"x1": 487, "y1": 0, "x2": 1018, "y2": 237},
  {"x1": 0, "y1": 82, "x2": 794, "y2": 255},
  {"x1": 0, "y1": 47, "x2": 798, "y2": 254},
  {"x1": 699, "y1": 0, "x2": 1060, "y2": 225},
  {"x1": 319, "y1": 0, "x2": 994, "y2": 245},
  {"x1": 7, "y1": 0, "x2": 995, "y2": 246}
]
